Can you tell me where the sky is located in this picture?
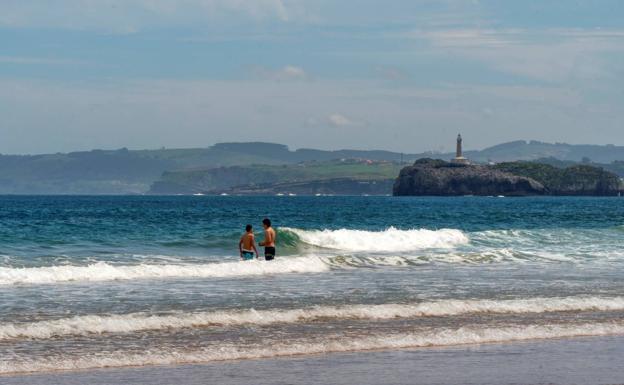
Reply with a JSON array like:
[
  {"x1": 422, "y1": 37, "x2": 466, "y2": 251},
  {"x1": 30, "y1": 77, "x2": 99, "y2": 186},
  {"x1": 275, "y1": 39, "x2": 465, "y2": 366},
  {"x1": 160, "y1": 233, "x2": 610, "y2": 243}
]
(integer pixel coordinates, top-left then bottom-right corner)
[{"x1": 1, "y1": 0, "x2": 623, "y2": 154}]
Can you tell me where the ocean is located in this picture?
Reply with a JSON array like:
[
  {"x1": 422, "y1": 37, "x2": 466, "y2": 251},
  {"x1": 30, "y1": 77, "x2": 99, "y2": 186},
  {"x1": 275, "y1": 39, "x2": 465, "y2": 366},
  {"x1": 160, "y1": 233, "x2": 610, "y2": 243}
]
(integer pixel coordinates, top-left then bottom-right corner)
[{"x1": 1, "y1": 195, "x2": 624, "y2": 379}]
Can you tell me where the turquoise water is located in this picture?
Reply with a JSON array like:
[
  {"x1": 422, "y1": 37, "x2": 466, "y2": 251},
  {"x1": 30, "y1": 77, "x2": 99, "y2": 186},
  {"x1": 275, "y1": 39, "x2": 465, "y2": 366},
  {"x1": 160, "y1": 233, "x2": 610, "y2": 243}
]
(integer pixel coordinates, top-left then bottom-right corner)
[{"x1": 1, "y1": 196, "x2": 623, "y2": 374}]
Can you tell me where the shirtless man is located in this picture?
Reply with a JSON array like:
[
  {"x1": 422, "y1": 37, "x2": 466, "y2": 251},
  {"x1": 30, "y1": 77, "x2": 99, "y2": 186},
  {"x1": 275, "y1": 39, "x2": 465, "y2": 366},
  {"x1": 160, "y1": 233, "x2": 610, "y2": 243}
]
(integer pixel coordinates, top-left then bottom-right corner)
[
  {"x1": 259, "y1": 218, "x2": 276, "y2": 261},
  {"x1": 239, "y1": 224, "x2": 259, "y2": 261}
]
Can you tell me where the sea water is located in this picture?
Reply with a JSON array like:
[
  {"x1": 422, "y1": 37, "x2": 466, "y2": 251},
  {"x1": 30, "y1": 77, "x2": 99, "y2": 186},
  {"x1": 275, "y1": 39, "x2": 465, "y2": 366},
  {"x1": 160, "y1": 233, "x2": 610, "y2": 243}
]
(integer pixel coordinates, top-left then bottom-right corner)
[{"x1": 0, "y1": 195, "x2": 623, "y2": 374}]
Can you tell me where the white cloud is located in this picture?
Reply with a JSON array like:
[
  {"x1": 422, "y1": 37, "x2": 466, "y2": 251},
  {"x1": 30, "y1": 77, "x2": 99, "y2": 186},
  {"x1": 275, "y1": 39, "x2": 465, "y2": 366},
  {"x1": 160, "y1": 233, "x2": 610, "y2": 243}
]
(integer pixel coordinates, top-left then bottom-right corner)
[
  {"x1": 327, "y1": 113, "x2": 355, "y2": 127},
  {"x1": 408, "y1": 28, "x2": 624, "y2": 83},
  {"x1": 416, "y1": 28, "x2": 517, "y2": 47},
  {"x1": 254, "y1": 65, "x2": 308, "y2": 81},
  {"x1": 277, "y1": 65, "x2": 307, "y2": 80}
]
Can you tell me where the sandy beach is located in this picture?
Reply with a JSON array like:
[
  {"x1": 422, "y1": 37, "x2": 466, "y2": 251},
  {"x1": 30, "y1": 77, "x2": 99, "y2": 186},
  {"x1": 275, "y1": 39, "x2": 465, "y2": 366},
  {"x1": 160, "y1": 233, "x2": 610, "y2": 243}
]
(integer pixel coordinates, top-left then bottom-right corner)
[{"x1": 3, "y1": 335, "x2": 624, "y2": 385}]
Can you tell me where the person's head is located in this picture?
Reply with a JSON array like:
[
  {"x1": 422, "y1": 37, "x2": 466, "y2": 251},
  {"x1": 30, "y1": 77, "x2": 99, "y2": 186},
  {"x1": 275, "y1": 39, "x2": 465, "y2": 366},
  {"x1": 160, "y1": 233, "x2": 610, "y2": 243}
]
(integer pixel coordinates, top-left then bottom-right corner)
[
  {"x1": 262, "y1": 218, "x2": 271, "y2": 229},
  {"x1": 245, "y1": 224, "x2": 253, "y2": 233}
]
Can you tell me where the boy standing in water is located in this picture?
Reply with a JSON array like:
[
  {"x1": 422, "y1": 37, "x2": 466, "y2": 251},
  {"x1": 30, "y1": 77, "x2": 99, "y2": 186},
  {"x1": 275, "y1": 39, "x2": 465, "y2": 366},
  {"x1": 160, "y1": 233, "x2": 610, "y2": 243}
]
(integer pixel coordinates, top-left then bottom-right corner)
[
  {"x1": 239, "y1": 224, "x2": 259, "y2": 261},
  {"x1": 259, "y1": 218, "x2": 276, "y2": 261}
]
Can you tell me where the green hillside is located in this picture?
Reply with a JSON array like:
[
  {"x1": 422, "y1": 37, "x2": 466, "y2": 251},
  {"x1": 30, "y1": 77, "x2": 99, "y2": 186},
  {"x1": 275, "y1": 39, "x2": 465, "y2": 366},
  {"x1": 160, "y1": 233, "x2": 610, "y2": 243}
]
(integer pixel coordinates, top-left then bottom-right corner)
[
  {"x1": 149, "y1": 160, "x2": 402, "y2": 194},
  {"x1": 0, "y1": 143, "x2": 414, "y2": 194},
  {"x1": 0, "y1": 141, "x2": 623, "y2": 194}
]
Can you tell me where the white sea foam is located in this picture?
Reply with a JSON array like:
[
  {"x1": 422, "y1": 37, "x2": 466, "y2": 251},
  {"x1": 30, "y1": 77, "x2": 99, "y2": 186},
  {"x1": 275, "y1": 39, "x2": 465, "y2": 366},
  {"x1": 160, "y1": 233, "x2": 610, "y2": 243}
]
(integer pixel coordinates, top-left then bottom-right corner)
[
  {"x1": 0, "y1": 257, "x2": 329, "y2": 286},
  {"x1": 285, "y1": 227, "x2": 469, "y2": 252},
  {"x1": 421, "y1": 248, "x2": 577, "y2": 264},
  {"x1": 461, "y1": 227, "x2": 624, "y2": 265},
  {"x1": 3, "y1": 296, "x2": 623, "y2": 340},
  {"x1": 2, "y1": 321, "x2": 623, "y2": 374}
]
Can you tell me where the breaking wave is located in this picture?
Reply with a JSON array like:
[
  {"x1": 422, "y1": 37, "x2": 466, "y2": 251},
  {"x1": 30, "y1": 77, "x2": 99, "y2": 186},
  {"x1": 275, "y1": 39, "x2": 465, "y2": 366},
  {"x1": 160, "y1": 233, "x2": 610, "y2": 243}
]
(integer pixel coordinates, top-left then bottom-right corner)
[
  {"x1": 3, "y1": 296, "x2": 623, "y2": 340},
  {"x1": 283, "y1": 227, "x2": 469, "y2": 252},
  {"x1": 2, "y1": 321, "x2": 623, "y2": 374},
  {"x1": 0, "y1": 257, "x2": 329, "y2": 286}
]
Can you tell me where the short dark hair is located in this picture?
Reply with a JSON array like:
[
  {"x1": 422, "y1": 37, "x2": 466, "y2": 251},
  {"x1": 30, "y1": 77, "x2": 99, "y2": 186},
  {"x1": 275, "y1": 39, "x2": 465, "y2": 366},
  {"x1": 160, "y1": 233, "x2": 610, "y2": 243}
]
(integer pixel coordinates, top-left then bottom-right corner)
[
  {"x1": 245, "y1": 224, "x2": 252, "y2": 232},
  {"x1": 262, "y1": 218, "x2": 271, "y2": 227}
]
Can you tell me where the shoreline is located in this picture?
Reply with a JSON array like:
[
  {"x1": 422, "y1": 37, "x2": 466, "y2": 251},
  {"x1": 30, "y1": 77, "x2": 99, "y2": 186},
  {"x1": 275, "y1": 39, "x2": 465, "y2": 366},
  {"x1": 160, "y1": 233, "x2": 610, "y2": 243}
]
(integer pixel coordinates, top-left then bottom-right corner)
[
  {"x1": 3, "y1": 331, "x2": 624, "y2": 378},
  {"x1": 3, "y1": 334, "x2": 624, "y2": 385}
]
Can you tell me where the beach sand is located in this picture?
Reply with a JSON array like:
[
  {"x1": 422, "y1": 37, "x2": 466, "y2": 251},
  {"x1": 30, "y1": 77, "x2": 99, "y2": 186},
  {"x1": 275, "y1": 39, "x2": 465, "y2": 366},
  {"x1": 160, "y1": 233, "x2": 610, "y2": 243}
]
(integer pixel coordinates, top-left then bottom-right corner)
[{"x1": 3, "y1": 335, "x2": 624, "y2": 385}]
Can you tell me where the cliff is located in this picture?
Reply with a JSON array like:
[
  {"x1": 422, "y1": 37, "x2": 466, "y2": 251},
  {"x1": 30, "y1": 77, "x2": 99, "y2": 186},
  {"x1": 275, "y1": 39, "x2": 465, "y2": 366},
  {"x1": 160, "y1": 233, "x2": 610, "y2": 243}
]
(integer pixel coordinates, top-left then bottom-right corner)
[
  {"x1": 393, "y1": 159, "x2": 545, "y2": 196},
  {"x1": 492, "y1": 162, "x2": 623, "y2": 196},
  {"x1": 393, "y1": 159, "x2": 623, "y2": 196}
]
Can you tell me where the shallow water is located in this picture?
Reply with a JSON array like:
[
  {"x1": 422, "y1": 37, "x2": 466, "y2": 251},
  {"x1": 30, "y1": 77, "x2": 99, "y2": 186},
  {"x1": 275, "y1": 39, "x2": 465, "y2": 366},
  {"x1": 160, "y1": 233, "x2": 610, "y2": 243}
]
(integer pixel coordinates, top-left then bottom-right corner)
[
  {"x1": 1, "y1": 196, "x2": 623, "y2": 374},
  {"x1": 3, "y1": 336, "x2": 624, "y2": 385}
]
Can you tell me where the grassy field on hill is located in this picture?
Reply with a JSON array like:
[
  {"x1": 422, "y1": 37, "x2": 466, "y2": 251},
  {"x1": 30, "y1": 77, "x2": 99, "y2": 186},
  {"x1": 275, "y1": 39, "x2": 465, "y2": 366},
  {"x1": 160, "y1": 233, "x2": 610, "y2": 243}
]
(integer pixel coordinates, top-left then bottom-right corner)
[
  {"x1": 150, "y1": 160, "x2": 403, "y2": 194},
  {"x1": 1, "y1": 141, "x2": 623, "y2": 194}
]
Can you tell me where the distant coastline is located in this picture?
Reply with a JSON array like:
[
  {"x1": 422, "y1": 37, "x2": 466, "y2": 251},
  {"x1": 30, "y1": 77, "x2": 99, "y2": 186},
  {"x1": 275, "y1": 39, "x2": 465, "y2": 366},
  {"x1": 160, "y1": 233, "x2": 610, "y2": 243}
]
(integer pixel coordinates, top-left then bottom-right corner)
[{"x1": 0, "y1": 141, "x2": 623, "y2": 195}]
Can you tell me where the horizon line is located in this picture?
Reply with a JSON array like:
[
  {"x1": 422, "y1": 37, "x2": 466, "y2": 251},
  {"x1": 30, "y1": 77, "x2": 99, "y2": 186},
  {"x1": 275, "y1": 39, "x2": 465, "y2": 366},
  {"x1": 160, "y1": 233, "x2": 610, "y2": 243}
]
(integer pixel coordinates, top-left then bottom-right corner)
[{"x1": 1, "y1": 139, "x2": 623, "y2": 157}]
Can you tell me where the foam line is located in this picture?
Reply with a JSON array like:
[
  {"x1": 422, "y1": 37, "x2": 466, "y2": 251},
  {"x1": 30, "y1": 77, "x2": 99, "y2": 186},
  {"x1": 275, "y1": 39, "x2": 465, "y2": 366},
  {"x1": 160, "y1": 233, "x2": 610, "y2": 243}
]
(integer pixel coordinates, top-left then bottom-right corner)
[
  {"x1": 0, "y1": 257, "x2": 329, "y2": 286},
  {"x1": 2, "y1": 321, "x2": 623, "y2": 374},
  {"x1": 2, "y1": 296, "x2": 623, "y2": 340}
]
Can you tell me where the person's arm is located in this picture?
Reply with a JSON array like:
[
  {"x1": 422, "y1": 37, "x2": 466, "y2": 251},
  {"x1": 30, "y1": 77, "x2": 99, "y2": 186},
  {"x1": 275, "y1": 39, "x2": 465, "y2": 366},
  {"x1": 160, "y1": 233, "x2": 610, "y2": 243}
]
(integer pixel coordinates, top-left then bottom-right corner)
[
  {"x1": 259, "y1": 231, "x2": 266, "y2": 246},
  {"x1": 238, "y1": 236, "x2": 244, "y2": 259}
]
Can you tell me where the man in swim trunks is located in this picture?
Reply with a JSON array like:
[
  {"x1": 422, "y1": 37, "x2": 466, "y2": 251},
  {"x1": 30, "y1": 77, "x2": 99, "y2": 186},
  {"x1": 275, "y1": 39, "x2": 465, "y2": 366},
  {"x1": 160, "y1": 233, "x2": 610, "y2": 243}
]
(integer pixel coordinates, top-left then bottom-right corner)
[
  {"x1": 239, "y1": 224, "x2": 259, "y2": 261},
  {"x1": 259, "y1": 218, "x2": 276, "y2": 261}
]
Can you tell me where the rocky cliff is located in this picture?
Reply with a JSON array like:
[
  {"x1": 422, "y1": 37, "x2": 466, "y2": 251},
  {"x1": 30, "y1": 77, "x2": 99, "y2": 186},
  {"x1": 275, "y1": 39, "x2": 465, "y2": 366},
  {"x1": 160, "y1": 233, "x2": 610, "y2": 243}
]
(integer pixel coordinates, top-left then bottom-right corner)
[
  {"x1": 393, "y1": 159, "x2": 545, "y2": 196},
  {"x1": 393, "y1": 159, "x2": 623, "y2": 196},
  {"x1": 492, "y1": 162, "x2": 623, "y2": 196}
]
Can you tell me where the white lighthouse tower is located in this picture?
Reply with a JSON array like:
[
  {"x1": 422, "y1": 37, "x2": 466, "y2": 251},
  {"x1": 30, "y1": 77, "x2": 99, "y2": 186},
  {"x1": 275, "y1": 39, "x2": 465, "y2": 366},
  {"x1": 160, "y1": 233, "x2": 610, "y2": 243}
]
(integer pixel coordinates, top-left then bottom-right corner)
[{"x1": 451, "y1": 134, "x2": 470, "y2": 165}]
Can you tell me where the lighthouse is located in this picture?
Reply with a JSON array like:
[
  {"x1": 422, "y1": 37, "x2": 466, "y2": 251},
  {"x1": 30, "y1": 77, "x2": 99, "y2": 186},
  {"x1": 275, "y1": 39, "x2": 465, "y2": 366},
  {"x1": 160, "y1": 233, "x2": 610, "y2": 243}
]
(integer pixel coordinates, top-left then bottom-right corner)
[{"x1": 451, "y1": 134, "x2": 470, "y2": 165}]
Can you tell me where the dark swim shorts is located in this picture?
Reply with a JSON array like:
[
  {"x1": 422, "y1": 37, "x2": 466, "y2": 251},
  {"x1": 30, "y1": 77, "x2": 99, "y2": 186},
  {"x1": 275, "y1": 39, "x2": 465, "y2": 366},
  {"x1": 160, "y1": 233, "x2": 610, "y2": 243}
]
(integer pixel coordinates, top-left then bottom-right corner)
[
  {"x1": 242, "y1": 251, "x2": 255, "y2": 260},
  {"x1": 264, "y1": 247, "x2": 276, "y2": 261}
]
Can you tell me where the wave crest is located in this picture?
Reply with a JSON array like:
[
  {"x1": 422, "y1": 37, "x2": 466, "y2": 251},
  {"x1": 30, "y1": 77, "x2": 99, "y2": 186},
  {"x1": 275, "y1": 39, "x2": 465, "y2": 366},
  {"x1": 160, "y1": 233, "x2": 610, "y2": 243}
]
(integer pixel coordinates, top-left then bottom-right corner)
[
  {"x1": 3, "y1": 296, "x2": 623, "y2": 340},
  {"x1": 283, "y1": 227, "x2": 469, "y2": 252},
  {"x1": 2, "y1": 321, "x2": 623, "y2": 374},
  {"x1": 0, "y1": 257, "x2": 329, "y2": 286}
]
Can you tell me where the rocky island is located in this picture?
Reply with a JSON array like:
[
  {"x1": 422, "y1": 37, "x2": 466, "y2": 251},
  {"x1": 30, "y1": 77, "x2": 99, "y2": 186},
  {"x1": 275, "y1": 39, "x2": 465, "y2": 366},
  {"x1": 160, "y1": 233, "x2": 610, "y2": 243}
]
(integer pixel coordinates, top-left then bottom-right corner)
[{"x1": 393, "y1": 159, "x2": 623, "y2": 196}]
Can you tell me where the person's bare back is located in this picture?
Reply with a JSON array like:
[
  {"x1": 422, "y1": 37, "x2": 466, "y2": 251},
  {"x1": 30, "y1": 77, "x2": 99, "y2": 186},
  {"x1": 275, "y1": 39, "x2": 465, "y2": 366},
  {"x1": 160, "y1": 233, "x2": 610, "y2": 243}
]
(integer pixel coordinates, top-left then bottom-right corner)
[
  {"x1": 240, "y1": 232, "x2": 255, "y2": 250},
  {"x1": 239, "y1": 224, "x2": 259, "y2": 260}
]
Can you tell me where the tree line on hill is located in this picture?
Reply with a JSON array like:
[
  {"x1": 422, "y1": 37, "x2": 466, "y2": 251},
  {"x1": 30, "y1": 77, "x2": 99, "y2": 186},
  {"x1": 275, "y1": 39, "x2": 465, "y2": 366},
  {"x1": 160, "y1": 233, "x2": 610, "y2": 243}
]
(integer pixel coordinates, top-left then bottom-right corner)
[{"x1": 0, "y1": 141, "x2": 622, "y2": 194}]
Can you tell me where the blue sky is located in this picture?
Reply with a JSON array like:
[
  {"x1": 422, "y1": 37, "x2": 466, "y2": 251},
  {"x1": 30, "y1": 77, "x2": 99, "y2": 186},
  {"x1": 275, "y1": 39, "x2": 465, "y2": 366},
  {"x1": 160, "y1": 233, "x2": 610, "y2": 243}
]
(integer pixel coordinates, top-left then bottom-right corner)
[{"x1": 1, "y1": 0, "x2": 623, "y2": 154}]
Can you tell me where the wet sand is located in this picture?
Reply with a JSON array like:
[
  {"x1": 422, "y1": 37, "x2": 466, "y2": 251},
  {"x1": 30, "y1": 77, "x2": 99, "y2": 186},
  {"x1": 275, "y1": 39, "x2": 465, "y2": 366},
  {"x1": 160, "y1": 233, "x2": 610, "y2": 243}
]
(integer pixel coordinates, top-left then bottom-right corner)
[{"x1": 3, "y1": 335, "x2": 624, "y2": 385}]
